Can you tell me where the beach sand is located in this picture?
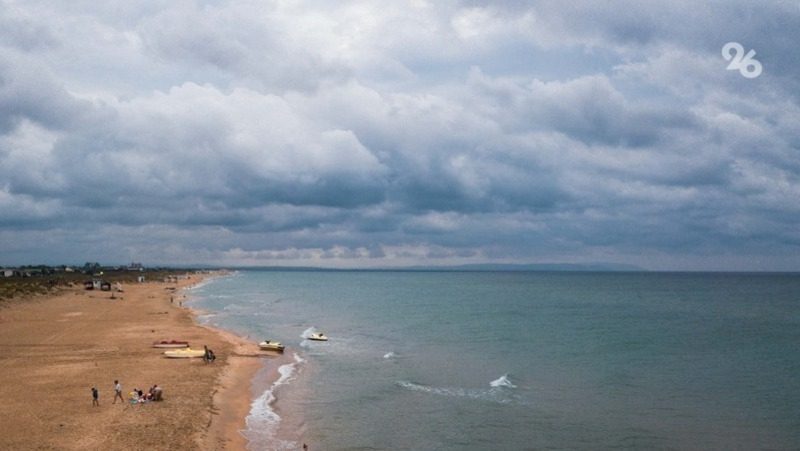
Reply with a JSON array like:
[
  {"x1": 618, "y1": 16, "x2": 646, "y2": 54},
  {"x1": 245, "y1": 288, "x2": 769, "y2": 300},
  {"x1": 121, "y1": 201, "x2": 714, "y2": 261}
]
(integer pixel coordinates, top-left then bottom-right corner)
[{"x1": 0, "y1": 274, "x2": 276, "y2": 450}]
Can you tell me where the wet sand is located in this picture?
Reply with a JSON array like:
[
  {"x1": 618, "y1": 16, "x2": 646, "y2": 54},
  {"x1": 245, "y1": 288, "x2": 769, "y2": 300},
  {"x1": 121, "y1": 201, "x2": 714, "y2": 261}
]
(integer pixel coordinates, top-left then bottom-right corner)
[{"x1": 0, "y1": 274, "x2": 273, "y2": 450}]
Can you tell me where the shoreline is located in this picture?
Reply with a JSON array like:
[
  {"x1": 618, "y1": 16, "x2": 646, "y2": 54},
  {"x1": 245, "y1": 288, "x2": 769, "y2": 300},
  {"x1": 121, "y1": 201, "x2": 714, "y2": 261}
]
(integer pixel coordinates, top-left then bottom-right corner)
[
  {"x1": 0, "y1": 271, "x2": 286, "y2": 450},
  {"x1": 191, "y1": 314, "x2": 295, "y2": 450},
  {"x1": 184, "y1": 276, "x2": 296, "y2": 451}
]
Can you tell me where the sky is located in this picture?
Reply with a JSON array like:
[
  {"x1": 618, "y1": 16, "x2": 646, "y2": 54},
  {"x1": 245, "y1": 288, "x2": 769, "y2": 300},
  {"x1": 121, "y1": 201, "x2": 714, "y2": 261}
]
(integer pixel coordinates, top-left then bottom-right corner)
[{"x1": 1, "y1": 0, "x2": 799, "y2": 271}]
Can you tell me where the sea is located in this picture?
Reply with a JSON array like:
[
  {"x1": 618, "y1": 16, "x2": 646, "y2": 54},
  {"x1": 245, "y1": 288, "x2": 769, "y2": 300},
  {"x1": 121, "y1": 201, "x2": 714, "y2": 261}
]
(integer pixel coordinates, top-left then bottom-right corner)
[{"x1": 188, "y1": 270, "x2": 800, "y2": 450}]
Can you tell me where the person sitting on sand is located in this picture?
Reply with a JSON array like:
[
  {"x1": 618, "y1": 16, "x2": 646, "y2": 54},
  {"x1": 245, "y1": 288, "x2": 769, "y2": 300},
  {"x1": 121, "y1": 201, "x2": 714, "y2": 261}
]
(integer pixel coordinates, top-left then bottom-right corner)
[
  {"x1": 147, "y1": 385, "x2": 159, "y2": 401},
  {"x1": 150, "y1": 384, "x2": 162, "y2": 401}
]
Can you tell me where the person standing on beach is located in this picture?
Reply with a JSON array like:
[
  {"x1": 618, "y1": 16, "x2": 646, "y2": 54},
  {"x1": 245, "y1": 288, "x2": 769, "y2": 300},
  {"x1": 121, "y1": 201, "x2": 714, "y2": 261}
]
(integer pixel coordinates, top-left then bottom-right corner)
[
  {"x1": 91, "y1": 387, "x2": 99, "y2": 406},
  {"x1": 113, "y1": 380, "x2": 124, "y2": 404}
]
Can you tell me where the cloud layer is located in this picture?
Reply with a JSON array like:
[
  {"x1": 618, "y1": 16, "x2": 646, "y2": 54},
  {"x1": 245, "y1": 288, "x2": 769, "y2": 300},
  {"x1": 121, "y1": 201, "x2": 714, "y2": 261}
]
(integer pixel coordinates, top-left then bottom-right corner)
[{"x1": 1, "y1": 0, "x2": 799, "y2": 270}]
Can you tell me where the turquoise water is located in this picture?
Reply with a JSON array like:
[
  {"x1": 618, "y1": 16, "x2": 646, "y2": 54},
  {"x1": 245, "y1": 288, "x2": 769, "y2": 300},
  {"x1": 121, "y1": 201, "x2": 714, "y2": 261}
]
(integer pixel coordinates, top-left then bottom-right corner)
[{"x1": 189, "y1": 271, "x2": 800, "y2": 450}]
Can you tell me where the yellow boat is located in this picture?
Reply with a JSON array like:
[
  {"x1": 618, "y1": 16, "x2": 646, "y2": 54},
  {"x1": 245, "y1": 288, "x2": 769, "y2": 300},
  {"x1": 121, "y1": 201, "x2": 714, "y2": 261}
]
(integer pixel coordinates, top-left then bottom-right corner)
[
  {"x1": 258, "y1": 340, "x2": 285, "y2": 352},
  {"x1": 308, "y1": 332, "x2": 328, "y2": 341},
  {"x1": 163, "y1": 348, "x2": 206, "y2": 358}
]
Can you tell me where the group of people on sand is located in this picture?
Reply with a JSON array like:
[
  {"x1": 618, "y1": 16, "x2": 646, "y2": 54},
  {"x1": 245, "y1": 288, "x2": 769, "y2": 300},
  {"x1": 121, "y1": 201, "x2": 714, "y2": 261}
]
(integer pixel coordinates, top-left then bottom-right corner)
[
  {"x1": 91, "y1": 380, "x2": 162, "y2": 406},
  {"x1": 128, "y1": 384, "x2": 162, "y2": 404}
]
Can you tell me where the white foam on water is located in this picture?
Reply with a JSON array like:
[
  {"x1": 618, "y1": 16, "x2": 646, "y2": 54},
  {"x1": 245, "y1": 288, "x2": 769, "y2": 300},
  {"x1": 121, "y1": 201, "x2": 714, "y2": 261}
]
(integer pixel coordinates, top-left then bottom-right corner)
[
  {"x1": 300, "y1": 327, "x2": 316, "y2": 339},
  {"x1": 243, "y1": 353, "x2": 304, "y2": 450},
  {"x1": 195, "y1": 313, "x2": 217, "y2": 323},
  {"x1": 187, "y1": 271, "x2": 238, "y2": 292},
  {"x1": 383, "y1": 351, "x2": 396, "y2": 359},
  {"x1": 397, "y1": 381, "x2": 480, "y2": 399},
  {"x1": 490, "y1": 374, "x2": 516, "y2": 388},
  {"x1": 186, "y1": 279, "x2": 212, "y2": 291},
  {"x1": 396, "y1": 379, "x2": 515, "y2": 404}
]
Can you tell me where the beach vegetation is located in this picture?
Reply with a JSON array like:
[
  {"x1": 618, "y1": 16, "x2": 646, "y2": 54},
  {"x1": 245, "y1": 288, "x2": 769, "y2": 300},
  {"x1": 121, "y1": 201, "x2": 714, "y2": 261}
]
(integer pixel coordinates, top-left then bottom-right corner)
[{"x1": 0, "y1": 265, "x2": 203, "y2": 304}]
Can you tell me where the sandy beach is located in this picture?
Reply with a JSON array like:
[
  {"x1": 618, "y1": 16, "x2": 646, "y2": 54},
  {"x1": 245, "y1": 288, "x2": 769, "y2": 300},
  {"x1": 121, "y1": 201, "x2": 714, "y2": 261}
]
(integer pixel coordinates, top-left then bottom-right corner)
[{"x1": 0, "y1": 273, "x2": 283, "y2": 450}]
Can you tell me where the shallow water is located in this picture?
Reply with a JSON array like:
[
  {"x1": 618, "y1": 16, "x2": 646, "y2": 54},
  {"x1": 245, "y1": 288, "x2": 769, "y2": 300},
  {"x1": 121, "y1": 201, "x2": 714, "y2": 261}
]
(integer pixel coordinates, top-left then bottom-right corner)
[{"x1": 190, "y1": 270, "x2": 800, "y2": 450}]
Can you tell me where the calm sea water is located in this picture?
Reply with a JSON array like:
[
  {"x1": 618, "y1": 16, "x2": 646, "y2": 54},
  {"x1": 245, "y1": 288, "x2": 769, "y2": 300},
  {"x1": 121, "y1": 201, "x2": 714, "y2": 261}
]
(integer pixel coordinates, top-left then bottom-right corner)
[{"x1": 189, "y1": 271, "x2": 800, "y2": 450}]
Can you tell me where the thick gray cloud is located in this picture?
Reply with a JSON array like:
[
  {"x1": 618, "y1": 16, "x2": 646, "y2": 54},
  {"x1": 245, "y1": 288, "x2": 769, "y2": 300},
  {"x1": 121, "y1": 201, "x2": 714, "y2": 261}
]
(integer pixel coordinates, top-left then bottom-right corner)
[{"x1": 1, "y1": 0, "x2": 799, "y2": 270}]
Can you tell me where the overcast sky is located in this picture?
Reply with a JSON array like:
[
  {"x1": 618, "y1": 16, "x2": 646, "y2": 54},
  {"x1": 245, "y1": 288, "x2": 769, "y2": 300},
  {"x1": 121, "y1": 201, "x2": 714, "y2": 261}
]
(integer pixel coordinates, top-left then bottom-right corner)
[{"x1": 1, "y1": 1, "x2": 799, "y2": 270}]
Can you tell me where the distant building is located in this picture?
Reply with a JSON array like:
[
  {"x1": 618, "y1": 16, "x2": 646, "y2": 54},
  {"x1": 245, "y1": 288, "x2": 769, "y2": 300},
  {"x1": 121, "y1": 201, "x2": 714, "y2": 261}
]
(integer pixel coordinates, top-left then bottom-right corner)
[
  {"x1": 128, "y1": 262, "x2": 144, "y2": 271},
  {"x1": 2, "y1": 269, "x2": 16, "y2": 277}
]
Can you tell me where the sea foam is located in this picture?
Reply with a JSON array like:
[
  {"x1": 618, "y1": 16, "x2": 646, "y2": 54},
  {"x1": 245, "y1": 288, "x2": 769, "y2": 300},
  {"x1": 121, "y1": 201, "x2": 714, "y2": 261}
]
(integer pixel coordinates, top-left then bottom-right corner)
[
  {"x1": 490, "y1": 374, "x2": 516, "y2": 388},
  {"x1": 396, "y1": 379, "x2": 515, "y2": 404},
  {"x1": 243, "y1": 353, "x2": 304, "y2": 450},
  {"x1": 300, "y1": 326, "x2": 316, "y2": 339}
]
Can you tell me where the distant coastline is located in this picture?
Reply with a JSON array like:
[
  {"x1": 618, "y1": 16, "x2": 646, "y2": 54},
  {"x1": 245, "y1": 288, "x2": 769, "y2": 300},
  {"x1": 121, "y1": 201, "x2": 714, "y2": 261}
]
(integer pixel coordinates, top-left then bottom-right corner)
[{"x1": 220, "y1": 262, "x2": 645, "y2": 272}]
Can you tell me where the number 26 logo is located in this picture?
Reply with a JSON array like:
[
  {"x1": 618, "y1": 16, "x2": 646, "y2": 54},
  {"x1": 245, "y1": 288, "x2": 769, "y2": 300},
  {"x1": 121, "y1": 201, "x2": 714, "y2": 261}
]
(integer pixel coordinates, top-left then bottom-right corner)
[{"x1": 722, "y1": 42, "x2": 762, "y2": 79}]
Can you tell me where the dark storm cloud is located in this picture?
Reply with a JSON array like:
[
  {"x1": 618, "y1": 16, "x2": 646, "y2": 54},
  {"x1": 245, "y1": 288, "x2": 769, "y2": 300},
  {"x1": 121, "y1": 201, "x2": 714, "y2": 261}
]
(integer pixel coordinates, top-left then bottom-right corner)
[
  {"x1": 0, "y1": 1, "x2": 799, "y2": 270},
  {"x1": 0, "y1": 55, "x2": 89, "y2": 133}
]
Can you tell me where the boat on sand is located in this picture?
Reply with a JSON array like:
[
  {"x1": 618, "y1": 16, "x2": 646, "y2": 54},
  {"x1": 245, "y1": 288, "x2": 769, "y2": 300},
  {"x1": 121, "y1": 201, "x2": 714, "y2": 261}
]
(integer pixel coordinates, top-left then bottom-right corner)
[
  {"x1": 152, "y1": 340, "x2": 189, "y2": 348},
  {"x1": 308, "y1": 332, "x2": 328, "y2": 341},
  {"x1": 258, "y1": 340, "x2": 285, "y2": 352},
  {"x1": 163, "y1": 348, "x2": 206, "y2": 358}
]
